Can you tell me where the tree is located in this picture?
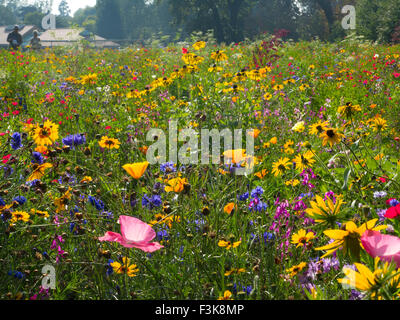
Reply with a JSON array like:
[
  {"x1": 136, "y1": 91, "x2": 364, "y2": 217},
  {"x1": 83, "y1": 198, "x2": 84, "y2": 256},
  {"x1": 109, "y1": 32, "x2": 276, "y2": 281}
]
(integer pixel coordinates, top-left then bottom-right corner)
[
  {"x1": 356, "y1": 0, "x2": 379, "y2": 41},
  {"x1": 23, "y1": 10, "x2": 45, "y2": 26},
  {"x1": 58, "y1": 0, "x2": 71, "y2": 17},
  {"x1": 0, "y1": 4, "x2": 17, "y2": 25},
  {"x1": 73, "y1": 6, "x2": 96, "y2": 25},
  {"x1": 96, "y1": 0, "x2": 125, "y2": 39},
  {"x1": 245, "y1": 0, "x2": 300, "y2": 40},
  {"x1": 166, "y1": 0, "x2": 257, "y2": 43}
]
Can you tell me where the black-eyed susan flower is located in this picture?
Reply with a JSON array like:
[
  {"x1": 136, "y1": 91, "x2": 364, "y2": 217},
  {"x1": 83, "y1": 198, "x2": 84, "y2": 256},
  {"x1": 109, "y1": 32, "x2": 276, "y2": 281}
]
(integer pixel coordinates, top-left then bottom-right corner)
[
  {"x1": 285, "y1": 179, "x2": 300, "y2": 187},
  {"x1": 79, "y1": 73, "x2": 98, "y2": 85},
  {"x1": 192, "y1": 41, "x2": 206, "y2": 50},
  {"x1": 32, "y1": 120, "x2": 59, "y2": 146},
  {"x1": 316, "y1": 219, "x2": 387, "y2": 260},
  {"x1": 224, "y1": 268, "x2": 246, "y2": 276},
  {"x1": 271, "y1": 157, "x2": 291, "y2": 176},
  {"x1": 98, "y1": 136, "x2": 120, "y2": 149},
  {"x1": 11, "y1": 211, "x2": 30, "y2": 223},
  {"x1": 309, "y1": 121, "x2": 329, "y2": 136},
  {"x1": 291, "y1": 229, "x2": 315, "y2": 248},
  {"x1": 286, "y1": 262, "x2": 307, "y2": 277},
  {"x1": 218, "y1": 239, "x2": 241, "y2": 250},
  {"x1": 320, "y1": 128, "x2": 344, "y2": 147},
  {"x1": 211, "y1": 50, "x2": 227, "y2": 62},
  {"x1": 293, "y1": 150, "x2": 315, "y2": 172},
  {"x1": 337, "y1": 102, "x2": 361, "y2": 119},
  {"x1": 338, "y1": 258, "x2": 400, "y2": 299},
  {"x1": 110, "y1": 257, "x2": 139, "y2": 277},
  {"x1": 305, "y1": 195, "x2": 344, "y2": 226},
  {"x1": 27, "y1": 163, "x2": 53, "y2": 181},
  {"x1": 218, "y1": 290, "x2": 233, "y2": 300},
  {"x1": 30, "y1": 209, "x2": 49, "y2": 218},
  {"x1": 370, "y1": 117, "x2": 388, "y2": 132},
  {"x1": 263, "y1": 92, "x2": 272, "y2": 100},
  {"x1": 53, "y1": 188, "x2": 72, "y2": 213}
]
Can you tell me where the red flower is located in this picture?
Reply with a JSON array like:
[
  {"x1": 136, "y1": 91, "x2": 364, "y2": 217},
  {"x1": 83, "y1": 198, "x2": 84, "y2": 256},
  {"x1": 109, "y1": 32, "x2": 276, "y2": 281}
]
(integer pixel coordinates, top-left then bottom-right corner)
[
  {"x1": 182, "y1": 47, "x2": 188, "y2": 54},
  {"x1": 384, "y1": 204, "x2": 400, "y2": 219},
  {"x1": 2, "y1": 154, "x2": 11, "y2": 164}
]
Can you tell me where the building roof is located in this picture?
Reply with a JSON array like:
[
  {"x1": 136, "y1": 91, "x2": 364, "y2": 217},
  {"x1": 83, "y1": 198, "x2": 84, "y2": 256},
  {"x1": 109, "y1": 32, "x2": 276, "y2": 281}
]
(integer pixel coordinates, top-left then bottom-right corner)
[
  {"x1": 39, "y1": 28, "x2": 119, "y2": 48},
  {"x1": 0, "y1": 25, "x2": 36, "y2": 46}
]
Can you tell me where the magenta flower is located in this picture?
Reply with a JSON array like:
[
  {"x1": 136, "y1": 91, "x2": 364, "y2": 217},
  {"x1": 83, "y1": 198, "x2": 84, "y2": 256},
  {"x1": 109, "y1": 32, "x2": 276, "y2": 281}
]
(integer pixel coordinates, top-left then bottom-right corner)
[
  {"x1": 384, "y1": 204, "x2": 400, "y2": 219},
  {"x1": 99, "y1": 215, "x2": 164, "y2": 253},
  {"x1": 361, "y1": 230, "x2": 400, "y2": 268}
]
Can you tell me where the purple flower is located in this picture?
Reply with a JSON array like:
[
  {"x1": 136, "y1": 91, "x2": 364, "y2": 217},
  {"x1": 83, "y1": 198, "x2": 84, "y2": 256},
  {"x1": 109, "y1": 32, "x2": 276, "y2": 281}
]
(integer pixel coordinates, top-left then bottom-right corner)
[
  {"x1": 32, "y1": 152, "x2": 44, "y2": 164},
  {"x1": 250, "y1": 186, "x2": 264, "y2": 198},
  {"x1": 62, "y1": 134, "x2": 86, "y2": 148},
  {"x1": 160, "y1": 162, "x2": 176, "y2": 173},
  {"x1": 11, "y1": 132, "x2": 23, "y2": 150}
]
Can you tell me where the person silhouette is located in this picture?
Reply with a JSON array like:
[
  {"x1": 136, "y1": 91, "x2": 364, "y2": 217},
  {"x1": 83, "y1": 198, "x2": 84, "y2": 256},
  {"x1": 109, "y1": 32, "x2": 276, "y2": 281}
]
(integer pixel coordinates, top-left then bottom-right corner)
[
  {"x1": 7, "y1": 25, "x2": 22, "y2": 50},
  {"x1": 30, "y1": 30, "x2": 42, "y2": 50}
]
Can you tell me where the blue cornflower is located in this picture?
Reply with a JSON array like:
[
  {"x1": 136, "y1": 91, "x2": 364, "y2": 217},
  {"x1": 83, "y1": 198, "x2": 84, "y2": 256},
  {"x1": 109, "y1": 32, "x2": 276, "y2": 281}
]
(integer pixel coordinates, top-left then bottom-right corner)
[
  {"x1": 88, "y1": 196, "x2": 105, "y2": 211},
  {"x1": 8, "y1": 270, "x2": 25, "y2": 279},
  {"x1": 238, "y1": 192, "x2": 249, "y2": 201},
  {"x1": 11, "y1": 132, "x2": 23, "y2": 150},
  {"x1": 232, "y1": 283, "x2": 252, "y2": 295},
  {"x1": 142, "y1": 194, "x2": 162, "y2": 210},
  {"x1": 13, "y1": 196, "x2": 27, "y2": 205},
  {"x1": 100, "y1": 211, "x2": 114, "y2": 219},
  {"x1": 0, "y1": 196, "x2": 5, "y2": 207},
  {"x1": 160, "y1": 162, "x2": 176, "y2": 173},
  {"x1": 249, "y1": 197, "x2": 268, "y2": 212},
  {"x1": 106, "y1": 259, "x2": 114, "y2": 276},
  {"x1": 32, "y1": 152, "x2": 44, "y2": 164},
  {"x1": 62, "y1": 134, "x2": 86, "y2": 148},
  {"x1": 263, "y1": 232, "x2": 275, "y2": 244},
  {"x1": 250, "y1": 186, "x2": 264, "y2": 198},
  {"x1": 157, "y1": 229, "x2": 169, "y2": 241}
]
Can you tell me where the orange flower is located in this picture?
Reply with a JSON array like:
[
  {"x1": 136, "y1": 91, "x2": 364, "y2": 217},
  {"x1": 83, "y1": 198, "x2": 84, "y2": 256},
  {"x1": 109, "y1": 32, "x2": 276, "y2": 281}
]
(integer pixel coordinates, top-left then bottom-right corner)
[
  {"x1": 224, "y1": 203, "x2": 237, "y2": 214},
  {"x1": 164, "y1": 177, "x2": 188, "y2": 193},
  {"x1": 248, "y1": 129, "x2": 261, "y2": 138},
  {"x1": 123, "y1": 162, "x2": 149, "y2": 179},
  {"x1": 139, "y1": 146, "x2": 148, "y2": 155},
  {"x1": 222, "y1": 149, "x2": 247, "y2": 164}
]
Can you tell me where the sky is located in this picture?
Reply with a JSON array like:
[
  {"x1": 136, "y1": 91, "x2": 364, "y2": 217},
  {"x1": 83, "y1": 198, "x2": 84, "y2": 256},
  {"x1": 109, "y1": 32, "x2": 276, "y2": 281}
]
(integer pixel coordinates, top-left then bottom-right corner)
[
  {"x1": 52, "y1": 0, "x2": 96, "y2": 15},
  {"x1": 26, "y1": 0, "x2": 97, "y2": 16}
]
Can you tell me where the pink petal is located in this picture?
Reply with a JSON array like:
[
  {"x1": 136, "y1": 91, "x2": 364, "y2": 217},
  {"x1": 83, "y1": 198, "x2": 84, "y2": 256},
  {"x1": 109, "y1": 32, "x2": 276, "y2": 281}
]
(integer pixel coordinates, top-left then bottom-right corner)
[
  {"x1": 119, "y1": 215, "x2": 156, "y2": 243},
  {"x1": 361, "y1": 230, "x2": 400, "y2": 267},
  {"x1": 131, "y1": 241, "x2": 164, "y2": 253},
  {"x1": 98, "y1": 231, "x2": 123, "y2": 243}
]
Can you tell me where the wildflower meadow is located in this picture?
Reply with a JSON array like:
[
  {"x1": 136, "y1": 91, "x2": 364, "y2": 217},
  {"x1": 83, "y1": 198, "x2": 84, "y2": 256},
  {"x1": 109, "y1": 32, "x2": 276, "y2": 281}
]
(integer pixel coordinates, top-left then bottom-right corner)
[{"x1": 1, "y1": 34, "x2": 400, "y2": 301}]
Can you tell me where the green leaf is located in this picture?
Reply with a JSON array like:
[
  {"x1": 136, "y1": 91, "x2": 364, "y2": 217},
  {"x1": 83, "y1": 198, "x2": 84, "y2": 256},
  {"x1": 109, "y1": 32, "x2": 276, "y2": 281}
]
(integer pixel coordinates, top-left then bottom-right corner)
[{"x1": 342, "y1": 168, "x2": 351, "y2": 190}]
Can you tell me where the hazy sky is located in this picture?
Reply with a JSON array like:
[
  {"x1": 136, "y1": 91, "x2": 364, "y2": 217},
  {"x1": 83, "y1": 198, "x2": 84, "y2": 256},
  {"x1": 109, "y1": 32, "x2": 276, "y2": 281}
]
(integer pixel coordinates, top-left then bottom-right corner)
[
  {"x1": 53, "y1": 0, "x2": 96, "y2": 15},
  {"x1": 27, "y1": 0, "x2": 97, "y2": 16}
]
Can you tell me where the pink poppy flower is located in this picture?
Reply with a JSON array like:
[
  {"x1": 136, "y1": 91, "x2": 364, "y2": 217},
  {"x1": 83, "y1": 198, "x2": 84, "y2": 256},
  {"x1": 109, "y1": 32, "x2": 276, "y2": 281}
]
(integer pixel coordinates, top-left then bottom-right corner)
[
  {"x1": 99, "y1": 215, "x2": 163, "y2": 253},
  {"x1": 361, "y1": 230, "x2": 400, "y2": 267}
]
